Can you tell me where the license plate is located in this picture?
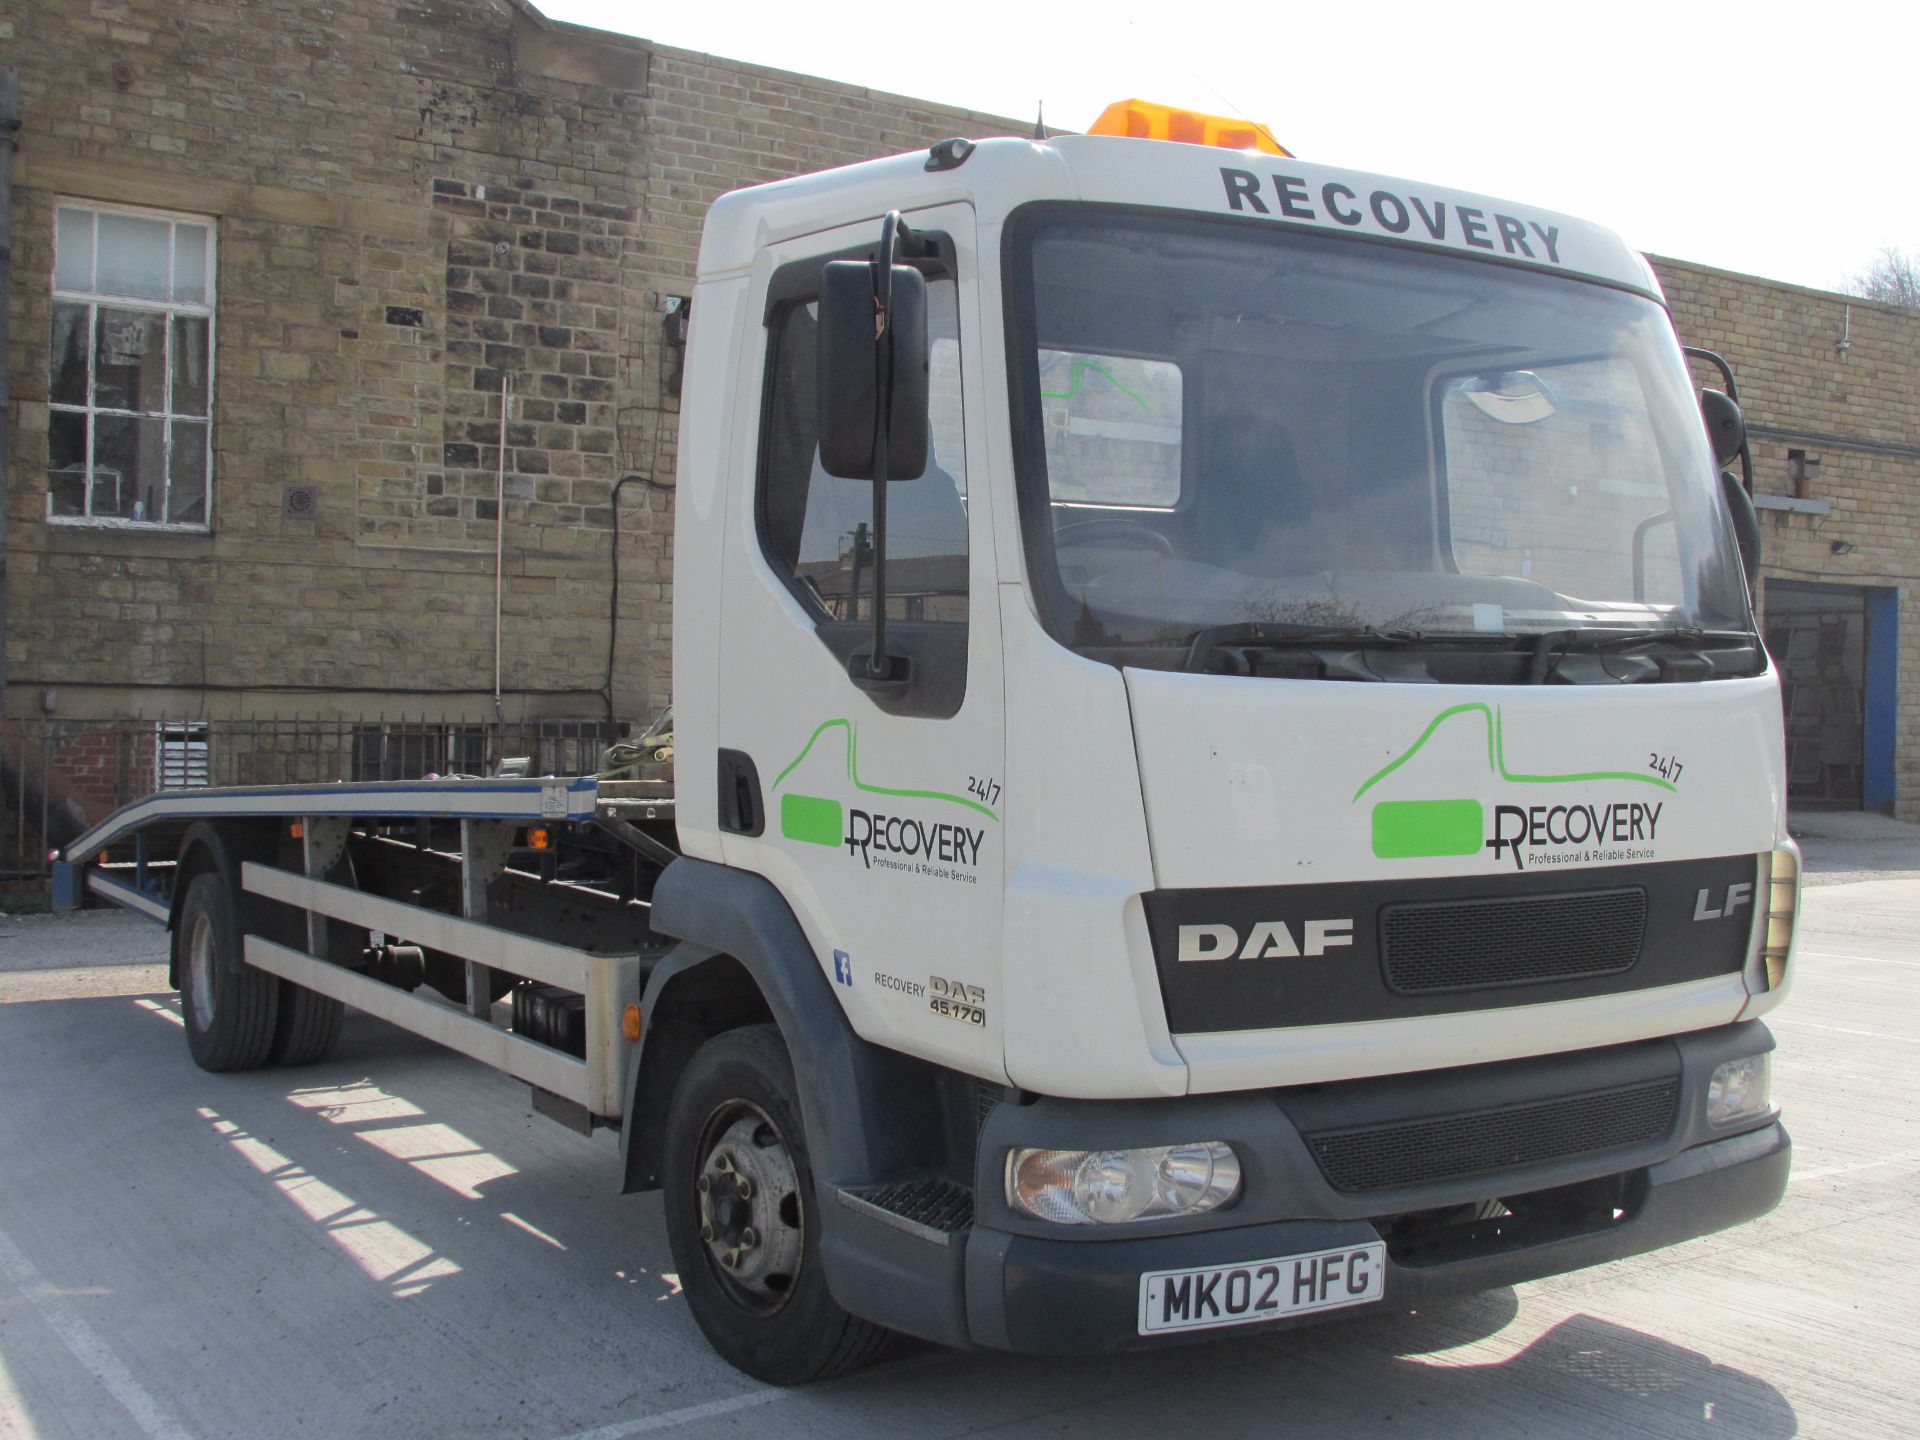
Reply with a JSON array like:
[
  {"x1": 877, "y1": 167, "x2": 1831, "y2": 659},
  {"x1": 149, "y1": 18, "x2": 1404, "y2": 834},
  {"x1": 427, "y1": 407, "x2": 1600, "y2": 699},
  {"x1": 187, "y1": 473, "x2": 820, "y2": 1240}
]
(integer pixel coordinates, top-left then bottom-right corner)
[{"x1": 1137, "y1": 1241, "x2": 1386, "y2": 1335}]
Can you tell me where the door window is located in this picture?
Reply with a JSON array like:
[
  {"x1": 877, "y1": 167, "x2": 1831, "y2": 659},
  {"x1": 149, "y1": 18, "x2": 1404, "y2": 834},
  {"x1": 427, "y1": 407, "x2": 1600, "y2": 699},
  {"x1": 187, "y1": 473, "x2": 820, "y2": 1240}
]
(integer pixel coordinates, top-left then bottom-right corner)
[{"x1": 760, "y1": 279, "x2": 969, "y2": 625}]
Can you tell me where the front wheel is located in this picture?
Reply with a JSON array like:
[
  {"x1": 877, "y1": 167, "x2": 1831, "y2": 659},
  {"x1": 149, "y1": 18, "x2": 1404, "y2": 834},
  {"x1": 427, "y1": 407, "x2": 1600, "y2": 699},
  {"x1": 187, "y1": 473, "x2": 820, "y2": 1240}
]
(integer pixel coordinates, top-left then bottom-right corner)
[{"x1": 661, "y1": 1025, "x2": 891, "y2": 1384}]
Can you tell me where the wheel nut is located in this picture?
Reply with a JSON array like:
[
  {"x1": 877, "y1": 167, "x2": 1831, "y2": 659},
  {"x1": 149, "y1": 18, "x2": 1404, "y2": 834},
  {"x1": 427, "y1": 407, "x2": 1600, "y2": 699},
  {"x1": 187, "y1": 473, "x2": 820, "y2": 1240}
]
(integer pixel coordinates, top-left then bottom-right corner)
[
  {"x1": 697, "y1": 1175, "x2": 710, "y2": 1194},
  {"x1": 740, "y1": 1226, "x2": 758, "y2": 1248},
  {"x1": 736, "y1": 1180, "x2": 752, "y2": 1199},
  {"x1": 700, "y1": 1223, "x2": 713, "y2": 1242},
  {"x1": 720, "y1": 1250, "x2": 739, "y2": 1269}
]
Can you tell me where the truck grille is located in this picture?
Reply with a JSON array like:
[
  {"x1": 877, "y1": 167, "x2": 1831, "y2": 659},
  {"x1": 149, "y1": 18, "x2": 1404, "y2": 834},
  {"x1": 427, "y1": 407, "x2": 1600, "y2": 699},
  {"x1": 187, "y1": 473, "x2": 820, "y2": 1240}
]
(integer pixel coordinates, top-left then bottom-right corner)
[
  {"x1": 1380, "y1": 888, "x2": 1646, "y2": 994},
  {"x1": 1304, "y1": 1080, "x2": 1680, "y2": 1194}
]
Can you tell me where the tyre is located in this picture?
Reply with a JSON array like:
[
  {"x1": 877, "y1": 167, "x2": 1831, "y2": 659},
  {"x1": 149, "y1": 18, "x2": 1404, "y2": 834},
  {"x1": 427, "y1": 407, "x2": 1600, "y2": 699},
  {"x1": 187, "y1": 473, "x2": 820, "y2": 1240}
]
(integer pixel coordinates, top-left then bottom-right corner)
[
  {"x1": 177, "y1": 871, "x2": 280, "y2": 1073},
  {"x1": 266, "y1": 856, "x2": 350, "y2": 1068},
  {"x1": 662, "y1": 1025, "x2": 892, "y2": 1384},
  {"x1": 269, "y1": 981, "x2": 344, "y2": 1066}
]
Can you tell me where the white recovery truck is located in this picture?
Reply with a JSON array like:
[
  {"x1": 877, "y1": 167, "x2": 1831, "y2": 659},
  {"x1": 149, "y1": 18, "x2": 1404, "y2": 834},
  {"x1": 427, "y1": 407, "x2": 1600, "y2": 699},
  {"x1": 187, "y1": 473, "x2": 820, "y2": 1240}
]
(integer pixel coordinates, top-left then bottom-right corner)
[{"x1": 58, "y1": 105, "x2": 1797, "y2": 1384}]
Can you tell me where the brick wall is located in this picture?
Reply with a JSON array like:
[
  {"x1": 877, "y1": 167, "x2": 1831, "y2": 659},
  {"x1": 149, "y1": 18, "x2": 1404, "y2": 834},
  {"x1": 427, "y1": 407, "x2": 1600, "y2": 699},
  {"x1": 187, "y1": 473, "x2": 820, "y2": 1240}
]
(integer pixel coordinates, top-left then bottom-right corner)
[
  {"x1": 1657, "y1": 259, "x2": 1920, "y2": 819},
  {"x1": 1, "y1": 0, "x2": 1026, "y2": 728}
]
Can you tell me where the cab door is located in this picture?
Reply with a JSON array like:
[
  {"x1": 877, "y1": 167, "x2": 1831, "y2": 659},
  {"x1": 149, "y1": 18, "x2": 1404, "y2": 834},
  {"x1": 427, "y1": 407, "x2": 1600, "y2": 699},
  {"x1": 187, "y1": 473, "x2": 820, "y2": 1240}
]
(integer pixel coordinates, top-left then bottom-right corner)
[{"x1": 714, "y1": 203, "x2": 1007, "y2": 1080}]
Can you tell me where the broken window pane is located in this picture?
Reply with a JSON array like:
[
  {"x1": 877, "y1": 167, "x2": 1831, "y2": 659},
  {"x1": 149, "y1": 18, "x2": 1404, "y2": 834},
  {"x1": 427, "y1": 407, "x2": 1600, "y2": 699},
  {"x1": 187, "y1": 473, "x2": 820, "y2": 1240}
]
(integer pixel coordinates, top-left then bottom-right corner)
[
  {"x1": 96, "y1": 212, "x2": 170, "y2": 300},
  {"x1": 95, "y1": 307, "x2": 167, "y2": 412},
  {"x1": 51, "y1": 302, "x2": 91, "y2": 406}
]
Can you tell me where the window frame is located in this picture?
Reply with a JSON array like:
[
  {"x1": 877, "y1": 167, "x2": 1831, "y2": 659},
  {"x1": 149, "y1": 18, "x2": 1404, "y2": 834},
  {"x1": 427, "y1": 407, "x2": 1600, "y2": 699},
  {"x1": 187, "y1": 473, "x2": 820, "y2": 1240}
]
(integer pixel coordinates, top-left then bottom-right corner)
[
  {"x1": 752, "y1": 238, "x2": 967, "y2": 625},
  {"x1": 48, "y1": 198, "x2": 217, "y2": 532},
  {"x1": 751, "y1": 235, "x2": 973, "y2": 719}
]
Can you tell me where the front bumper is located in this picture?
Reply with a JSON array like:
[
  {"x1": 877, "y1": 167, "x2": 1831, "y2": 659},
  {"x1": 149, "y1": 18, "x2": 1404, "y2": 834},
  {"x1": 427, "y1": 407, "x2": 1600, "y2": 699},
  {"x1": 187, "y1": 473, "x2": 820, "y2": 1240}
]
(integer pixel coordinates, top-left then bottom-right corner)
[
  {"x1": 964, "y1": 1118, "x2": 1786, "y2": 1352},
  {"x1": 817, "y1": 1022, "x2": 1787, "y2": 1353}
]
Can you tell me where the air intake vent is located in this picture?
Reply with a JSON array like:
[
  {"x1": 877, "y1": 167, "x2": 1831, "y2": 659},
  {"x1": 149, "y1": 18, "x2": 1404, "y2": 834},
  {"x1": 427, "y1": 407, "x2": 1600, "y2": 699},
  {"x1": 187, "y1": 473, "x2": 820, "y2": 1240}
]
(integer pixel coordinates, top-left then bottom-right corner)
[
  {"x1": 1380, "y1": 888, "x2": 1646, "y2": 994},
  {"x1": 1305, "y1": 1080, "x2": 1679, "y2": 1194}
]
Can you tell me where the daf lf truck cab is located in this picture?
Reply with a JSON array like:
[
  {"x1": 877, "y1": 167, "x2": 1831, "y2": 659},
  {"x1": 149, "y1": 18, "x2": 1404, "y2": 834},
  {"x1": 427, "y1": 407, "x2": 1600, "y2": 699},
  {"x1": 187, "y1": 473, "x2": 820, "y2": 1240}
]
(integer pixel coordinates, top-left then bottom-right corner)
[
  {"x1": 663, "y1": 104, "x2": 1790, "y2": 1376},
  {"x1": 60, "y1": 102, "x2": 1796, "y2": 1384}
]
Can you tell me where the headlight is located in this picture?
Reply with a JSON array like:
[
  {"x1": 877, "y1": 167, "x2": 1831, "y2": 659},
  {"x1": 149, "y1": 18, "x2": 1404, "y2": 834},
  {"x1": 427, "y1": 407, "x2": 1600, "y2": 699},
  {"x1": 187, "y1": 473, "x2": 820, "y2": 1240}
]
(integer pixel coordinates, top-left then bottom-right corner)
[
  {"x1": 1761, "y1": 845, "x2": 1799, "y2": 990},
  {"x1": 1006, "y1": 1142, "x2": 1242, "y2": 1225},
  {"x1": 1708, "y1": 1054, "x2": 1773, "y2": 1125}
]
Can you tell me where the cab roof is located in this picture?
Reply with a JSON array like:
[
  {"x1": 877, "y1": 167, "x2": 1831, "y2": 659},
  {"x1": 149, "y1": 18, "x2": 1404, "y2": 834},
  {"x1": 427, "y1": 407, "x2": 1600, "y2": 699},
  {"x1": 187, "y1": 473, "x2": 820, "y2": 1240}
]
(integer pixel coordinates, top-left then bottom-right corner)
[{"x1": 697, "y1": 134, "x2": 1660, "y2": 301}]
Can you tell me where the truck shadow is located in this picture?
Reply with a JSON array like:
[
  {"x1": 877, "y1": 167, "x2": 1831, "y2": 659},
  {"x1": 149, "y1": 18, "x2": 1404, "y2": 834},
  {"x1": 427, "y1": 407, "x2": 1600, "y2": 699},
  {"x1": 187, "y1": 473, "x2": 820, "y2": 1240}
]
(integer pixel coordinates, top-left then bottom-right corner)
[{"x1": 852, "y1": 1301, "x2": 1799, "y2": 1438}]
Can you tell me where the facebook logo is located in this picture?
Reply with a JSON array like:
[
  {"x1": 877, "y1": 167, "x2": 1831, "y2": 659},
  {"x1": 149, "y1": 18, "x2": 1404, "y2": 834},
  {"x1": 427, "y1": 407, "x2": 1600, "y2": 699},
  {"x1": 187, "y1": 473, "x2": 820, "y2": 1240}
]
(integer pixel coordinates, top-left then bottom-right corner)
[{"x1": 832, "y1": 950, "x2": 853, "y2": 986}]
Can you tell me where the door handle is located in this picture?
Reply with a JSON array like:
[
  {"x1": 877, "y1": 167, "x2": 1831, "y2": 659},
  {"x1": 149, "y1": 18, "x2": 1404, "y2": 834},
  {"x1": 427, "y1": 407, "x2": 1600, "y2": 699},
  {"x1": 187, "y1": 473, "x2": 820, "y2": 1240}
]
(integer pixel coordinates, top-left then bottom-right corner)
[{"x1": 716, "y1": 749, "x2": 765, "y2": 836}]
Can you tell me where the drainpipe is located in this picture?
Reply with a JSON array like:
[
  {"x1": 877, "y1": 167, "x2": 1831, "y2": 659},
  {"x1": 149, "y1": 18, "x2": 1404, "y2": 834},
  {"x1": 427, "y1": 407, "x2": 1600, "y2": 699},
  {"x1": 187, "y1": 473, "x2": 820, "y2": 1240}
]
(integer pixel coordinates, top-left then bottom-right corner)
[
  {"x1": 493, "y1": 373, "x2": 508, "y2": 727},
  {"x1": 0, "y1": 68, "x2": 20, "y2": 724}
]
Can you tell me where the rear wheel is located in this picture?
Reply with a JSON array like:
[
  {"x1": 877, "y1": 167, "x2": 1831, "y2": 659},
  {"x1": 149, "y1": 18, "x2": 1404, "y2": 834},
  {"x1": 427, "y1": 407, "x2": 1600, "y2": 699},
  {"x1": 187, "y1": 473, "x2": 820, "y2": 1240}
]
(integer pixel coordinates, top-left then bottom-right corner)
[
  {"x1": 177, "y1": 871, "x2": 280, "y2": 1072},
  {"x1": 266, "y1": 856, "x2": 351, "y2": 1068},
  {"x1": 269, "y1": 981, "x2": 344, "y2": 1066},
  {"x1": 661, "y1": 1025, "x2": 891, "y2": 1384}
]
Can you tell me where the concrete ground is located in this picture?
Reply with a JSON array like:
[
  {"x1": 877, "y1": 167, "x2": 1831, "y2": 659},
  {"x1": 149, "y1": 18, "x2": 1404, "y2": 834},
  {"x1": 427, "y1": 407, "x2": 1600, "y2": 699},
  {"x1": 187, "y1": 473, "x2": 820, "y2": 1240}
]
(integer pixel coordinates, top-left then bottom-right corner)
[
  {"x1": 1789, "y1": 808, "x2": 1920, "y2": 887},
  {"x1": 1, "y1": 845, "x2": 1916, "y2": 1438}
]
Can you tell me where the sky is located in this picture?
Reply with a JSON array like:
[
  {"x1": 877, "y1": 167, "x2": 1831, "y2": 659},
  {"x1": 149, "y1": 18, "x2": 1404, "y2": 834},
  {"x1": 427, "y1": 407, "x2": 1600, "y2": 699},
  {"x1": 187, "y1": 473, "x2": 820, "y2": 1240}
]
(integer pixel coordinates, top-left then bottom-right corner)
[{"x1": 534, "y1": 0, "x2": 1912, "y2": 295}]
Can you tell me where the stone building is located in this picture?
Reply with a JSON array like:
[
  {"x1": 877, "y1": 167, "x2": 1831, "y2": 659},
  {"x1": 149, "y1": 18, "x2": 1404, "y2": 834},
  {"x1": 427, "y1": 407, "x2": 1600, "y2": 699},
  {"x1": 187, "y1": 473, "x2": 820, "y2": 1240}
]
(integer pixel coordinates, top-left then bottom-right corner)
[
  {"x1": 1, "y1": 0, "x2": 1916, "y2": 850},
  {"x1": 0, "y1": 0, "x2": 1022, "y2": 764}
]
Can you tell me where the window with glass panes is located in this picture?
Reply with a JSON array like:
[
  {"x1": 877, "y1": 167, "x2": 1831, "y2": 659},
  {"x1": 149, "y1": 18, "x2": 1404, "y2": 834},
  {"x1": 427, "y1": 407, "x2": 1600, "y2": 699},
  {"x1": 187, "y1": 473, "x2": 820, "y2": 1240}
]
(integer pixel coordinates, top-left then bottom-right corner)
[{"x1": 49, "y1": 203, "x2": 214, "y2": 526}]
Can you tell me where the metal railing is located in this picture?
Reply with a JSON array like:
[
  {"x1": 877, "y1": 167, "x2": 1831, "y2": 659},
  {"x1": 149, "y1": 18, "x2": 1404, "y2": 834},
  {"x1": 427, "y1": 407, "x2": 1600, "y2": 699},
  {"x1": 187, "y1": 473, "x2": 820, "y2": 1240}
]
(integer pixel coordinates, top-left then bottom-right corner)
[{"x1": 0, "y1": 714, "x2": 624, "y2": 883}]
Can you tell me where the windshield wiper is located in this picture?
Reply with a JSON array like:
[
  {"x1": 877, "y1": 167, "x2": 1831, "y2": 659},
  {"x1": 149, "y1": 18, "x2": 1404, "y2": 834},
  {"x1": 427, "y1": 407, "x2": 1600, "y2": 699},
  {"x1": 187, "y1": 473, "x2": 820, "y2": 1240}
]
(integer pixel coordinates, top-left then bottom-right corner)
[
  {"x1": 1182, "y1": 622, "x2": 1419, "y2": 674},
  {"x1": 1525, "y1": 626, "x2": 1753, "y2": 684}
]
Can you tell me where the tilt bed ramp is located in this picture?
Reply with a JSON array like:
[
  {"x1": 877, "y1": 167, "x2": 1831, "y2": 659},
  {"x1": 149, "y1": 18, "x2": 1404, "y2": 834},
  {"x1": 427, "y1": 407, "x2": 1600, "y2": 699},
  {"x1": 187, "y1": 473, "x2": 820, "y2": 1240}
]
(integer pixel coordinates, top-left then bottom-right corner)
[{"x1": 55, "y1": 774, "x2": 675, "y2": 1133}]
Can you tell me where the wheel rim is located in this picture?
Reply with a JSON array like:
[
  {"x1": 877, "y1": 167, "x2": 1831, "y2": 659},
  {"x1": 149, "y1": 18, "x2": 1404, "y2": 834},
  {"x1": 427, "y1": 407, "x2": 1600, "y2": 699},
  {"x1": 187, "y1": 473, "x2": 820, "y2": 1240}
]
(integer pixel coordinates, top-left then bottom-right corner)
[
  {"x1": 693, "y1": 1100, "x2": 804, "y2": 1316},
  {"x1": 186, "y1": 910, "x2": 216, "y2": 1031}
]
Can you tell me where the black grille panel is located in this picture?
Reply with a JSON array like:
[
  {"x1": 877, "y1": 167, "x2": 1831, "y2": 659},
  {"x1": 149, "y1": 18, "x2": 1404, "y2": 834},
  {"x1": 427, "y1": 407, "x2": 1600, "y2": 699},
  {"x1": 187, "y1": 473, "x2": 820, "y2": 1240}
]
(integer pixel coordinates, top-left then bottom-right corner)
[
  {"x1": 1380, "y1": 888, "x2": 1646, "y2": 994},
  {"x1": 1305, "y1": 1080, "x2": 1679, "y2": 1194}
]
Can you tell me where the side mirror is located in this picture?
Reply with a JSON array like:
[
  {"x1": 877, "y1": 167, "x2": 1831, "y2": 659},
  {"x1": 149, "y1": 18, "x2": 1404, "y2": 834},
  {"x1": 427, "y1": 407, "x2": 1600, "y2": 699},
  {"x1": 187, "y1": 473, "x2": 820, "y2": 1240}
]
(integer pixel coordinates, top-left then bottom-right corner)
[
  {"x1": 1700, "y1": 388, "x2": 1745, "y2": 469},
  {"x1": 817, "y1": 260, "x2": 929, "y2": 480}
]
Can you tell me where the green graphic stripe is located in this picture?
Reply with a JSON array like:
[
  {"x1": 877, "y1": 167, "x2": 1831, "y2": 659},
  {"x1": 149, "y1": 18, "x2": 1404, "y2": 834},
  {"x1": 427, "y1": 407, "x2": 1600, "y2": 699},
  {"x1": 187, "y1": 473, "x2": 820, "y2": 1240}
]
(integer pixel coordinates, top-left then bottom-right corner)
[
  {"x1": 1371, "y1": 799, "x2": 1484, "y2": 859},
  {"x1": 1038, "y1": 358, "x2": 1149, "y2": 411},
  {"x1": 770, "y1": 718, "x2": 999, "y2": 821},
  {"x1": 1352, "y1": 702, "x2": 1675, "y2": 803},
  {"x1": 780, "y1": 793, "x2": 843, "y2": 847}
]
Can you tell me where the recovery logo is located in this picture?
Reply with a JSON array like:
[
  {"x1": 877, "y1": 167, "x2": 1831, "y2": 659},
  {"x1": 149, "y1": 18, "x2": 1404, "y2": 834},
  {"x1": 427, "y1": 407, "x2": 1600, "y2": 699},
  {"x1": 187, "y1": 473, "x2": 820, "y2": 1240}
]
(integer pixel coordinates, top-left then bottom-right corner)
[
  {"x1": 1354, "y1": 704, "x2": 1674, "y2": 871},
  {"x1": 770, "y1": 719, "x2": 997, "y2": 882}
]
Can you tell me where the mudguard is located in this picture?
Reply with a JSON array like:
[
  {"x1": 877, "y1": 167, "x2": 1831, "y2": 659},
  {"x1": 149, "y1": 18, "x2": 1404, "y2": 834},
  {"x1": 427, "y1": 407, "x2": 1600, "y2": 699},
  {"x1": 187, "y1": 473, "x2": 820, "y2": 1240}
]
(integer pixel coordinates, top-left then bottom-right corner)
[{"x1": 619, "y1": 858, "x2": 946, "y2": 1194}]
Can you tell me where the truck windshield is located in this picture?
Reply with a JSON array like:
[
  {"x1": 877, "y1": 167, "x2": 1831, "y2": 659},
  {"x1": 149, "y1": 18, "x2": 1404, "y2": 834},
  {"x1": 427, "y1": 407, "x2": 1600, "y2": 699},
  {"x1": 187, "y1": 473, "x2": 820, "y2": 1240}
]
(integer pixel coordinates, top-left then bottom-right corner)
[{"x1": 1005, "y1": 208, "x2": 1754, "y2": 670}]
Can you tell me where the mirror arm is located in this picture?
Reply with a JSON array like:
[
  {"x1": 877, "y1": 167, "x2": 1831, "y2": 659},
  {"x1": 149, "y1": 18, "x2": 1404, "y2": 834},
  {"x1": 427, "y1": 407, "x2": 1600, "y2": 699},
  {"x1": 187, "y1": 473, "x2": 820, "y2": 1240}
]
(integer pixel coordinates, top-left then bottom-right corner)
[
  {"x1": 1685, "y1": 347, "x2": 1754, "y2": 494},
  {"x1": 1630, "y1": 509, "x2": 1674, "y2": 603},
  {"x1": 863, "y1": 211, "x2": 912, "y2": 687}
]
